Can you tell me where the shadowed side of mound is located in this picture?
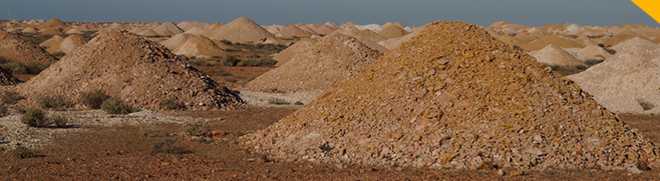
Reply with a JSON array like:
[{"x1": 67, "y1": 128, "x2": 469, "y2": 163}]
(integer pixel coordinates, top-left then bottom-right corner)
[
  {"x1": 242, "y1": 21, "x2": 659, "y2": 171},
  {"x1": 14, "y1": 30, "x2": 243, "y2": 111}
]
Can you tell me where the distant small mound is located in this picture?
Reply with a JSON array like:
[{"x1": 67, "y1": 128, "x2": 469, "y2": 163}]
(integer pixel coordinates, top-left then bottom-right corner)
[
  {"x1": 137, "y1": 29, "x2": 159, "y2": 37},
  {"x1": 154, "y1": 22, "x2": 184, "y2": 35},
  {"x1": 578, "y1": 45, "x2": 612, "y2": 60},
  {"x1": 45, "y1": 34, "x2": 87, "y2": 54},
  {"x1": 611, "y1": 37, "x2": 658, "y2": 52},
  {"x1": 314, "y1": 24, "x2": 336, "y2": 35},
  {"x1": 276, "y1": 24, "x2": 305, "y2": 38},
  {"x1": 198, "y1": 22, "x2": 223, "y2": 38},
  {"x1": 39, "y1": 35, "x2": 64, "y2": 49},
  {"x1": 208, "y1": 17, "x2": 283, "y2": 44},
  {"x1": 177, "y1": 21, "x2": 210, "y2": 31},
  {"x1": 160, "y1": 33, "x2": 194, "y2": 50},
  {"x1": 15, "y1": 30, "x2": 243, "y2": 110},
  {"x1": 173, "y1": 35, "x2": 231, "y2": 58},
  {"x1": 354, "y1": 29, "x2": 385, "y2": 42},
  {"x1": 532, "y1": 44, "x2": 587, "y2": 68},
  {"x1": 39, "y1": 18, "x2": 69, "y2": 30},
  {"x1": 244, "y1": 32, "x2": 381, "y2": 94},
  {"x1": 0, "y1": 30, "x2": 58, "y2": 64},
  {"x1": 378, "y1": 25, "x2": 409, "y2": 39},
  {"x1": 522, "y1": 35, "x2": 585, "y2": 51}
]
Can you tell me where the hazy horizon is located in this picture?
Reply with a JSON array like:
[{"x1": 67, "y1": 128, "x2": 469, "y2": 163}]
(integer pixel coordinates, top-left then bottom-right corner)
[{"x1": 2, "y1": 0, "x2": 658, "y2": 27}]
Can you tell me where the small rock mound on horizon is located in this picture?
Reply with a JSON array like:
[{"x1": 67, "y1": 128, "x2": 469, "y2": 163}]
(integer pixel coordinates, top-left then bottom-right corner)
[
  {"x1": 242, "y1": 21, "x2": 659, "y2": 171},
  {"x1": 15, "y1": 29, "x2": 243, "y2": 110}
]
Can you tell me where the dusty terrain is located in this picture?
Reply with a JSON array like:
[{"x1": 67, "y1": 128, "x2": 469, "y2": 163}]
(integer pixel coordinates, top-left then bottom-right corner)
[{"x1": 0, "y1": 107, "x2": 659, "y2": 180}]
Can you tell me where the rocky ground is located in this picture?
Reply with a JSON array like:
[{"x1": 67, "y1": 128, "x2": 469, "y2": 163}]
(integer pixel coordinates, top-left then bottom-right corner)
[{"x1": 0, "y1": 106, "x2": 659, "y2": 180}]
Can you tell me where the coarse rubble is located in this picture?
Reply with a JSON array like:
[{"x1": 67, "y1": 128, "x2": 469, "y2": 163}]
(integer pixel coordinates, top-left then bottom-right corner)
[
  {"x1": 14, "y1": 29, "x2": 243, "y2": 111},
  {"x1": 242, "y1": 21, "x2": 660, "y2": 171},
  {"x1": 0, "y1": 30, "x2": 58, "y2": 64}
]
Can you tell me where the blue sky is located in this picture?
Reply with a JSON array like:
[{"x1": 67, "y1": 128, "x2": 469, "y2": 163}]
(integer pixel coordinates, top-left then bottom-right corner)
[{"x1": 2, "y1": 0, "x2": 658, "y2": 27}]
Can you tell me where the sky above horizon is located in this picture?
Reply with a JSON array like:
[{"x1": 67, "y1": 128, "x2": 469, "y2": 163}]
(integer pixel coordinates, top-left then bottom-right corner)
[{"x1": 2, "y1": 0, "x2": 658, "y2": 27}]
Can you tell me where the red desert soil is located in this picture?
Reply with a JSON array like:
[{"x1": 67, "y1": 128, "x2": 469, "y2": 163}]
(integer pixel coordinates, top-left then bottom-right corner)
[{"x1": 0, "y1": 107, "x2": 659, "y2": 180}]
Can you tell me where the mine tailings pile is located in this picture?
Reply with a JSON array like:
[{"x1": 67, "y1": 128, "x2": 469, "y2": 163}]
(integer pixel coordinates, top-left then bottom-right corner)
[
  {"x1": 242, "y1": 21, "x2": 659, "y2": 171},
  {"x1": 14, "y1": 29, "x2": 243, "y2": 110}
]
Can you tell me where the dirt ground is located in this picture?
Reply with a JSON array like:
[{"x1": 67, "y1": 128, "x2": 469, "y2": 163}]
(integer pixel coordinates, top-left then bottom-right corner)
[{"x1": 0, "y1": 106, "x2": 659, "y2": 180}]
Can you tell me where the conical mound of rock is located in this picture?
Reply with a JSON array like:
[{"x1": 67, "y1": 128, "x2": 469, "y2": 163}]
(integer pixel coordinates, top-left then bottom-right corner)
[
  {"x1": 378, "y1": 24, "x2": 409, "y2": 39},
  {"x1": 569, "y1": 45, "x2": 660, "y2": 114},
  {"x1": 172, "y1": 35, "x2": 231, "y2": 58},
  {"x1": 244, "y1": 32, "x2": 381, "y2": 94},
  {"x1": 209, "y1": 17, "x2": 284, "y2": 44},
  {"x1": 45, "y1": 34, "x2": 87, "y2": 54},
  {"x1": 611, "y1": 37, "x2": 658, "y2": 53},
  {"x1": 160, "y1": 33, "x2": 194, "y2": 50},
  {"x1": 242, "y1": 21, "x2": 659, "y2": 171},
  {"x1": 15, "y1": 30, "x2": 243, "y2": 110},
  {"x1": 533, "y1": 44, "x2": 587, "y2": 68},
  {"x1": 0, "y1": 30, "x2": 58, "y2": 64}
]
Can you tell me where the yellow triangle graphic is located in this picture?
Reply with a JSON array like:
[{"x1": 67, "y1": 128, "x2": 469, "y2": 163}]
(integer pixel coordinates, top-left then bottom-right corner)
[{"x1": 632, "y1": 0, "x2": 660, "y2": 24}]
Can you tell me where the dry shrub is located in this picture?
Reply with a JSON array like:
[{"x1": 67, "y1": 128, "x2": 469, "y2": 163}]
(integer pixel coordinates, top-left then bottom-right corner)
[
  {"x1": 101, "y1": 98, "x2": 138, "y2": 114},
  {"x1": 0, "y1": 104, "x2": 8, "y2": 117},
  {"x1": 181, "y1": 120, "x2": 209, "y2": 137},
  {"x1": 150, "y1": 138, "x2": 186, "y2": 154},
  {"x1": 12, "y1": 146, "x2": 35, "y2": 159},
  {"x1": 224, "y1": 77, "x2": 238, "y2": 83},
  {"x1": 237, "y1": 57, "x2": 277, "y2": 67},
  {"x1": 268, "y1": 97, "x2": 289, "y2": 105},
  {"x1": 21, "y1": 108, "x2": 48, "y2": 127},
  {"x1": 1, "y1": 90, "x2": 23, "y2": 105},
  {"x1": 160, "y1": 98, "x2": 183, "y2": 110},
  {"x1": 38, "y1": 94, "x2": 73, "y2": 110},
  {"x1": 81, "y1": 90, "x2": 110, "y2": 109},
  {"x1": 51, "y1": 114, "x2": 68, "y2": 128},
  {"x1": 637, "y1": 99, "x2": 655, "y2": 111}
]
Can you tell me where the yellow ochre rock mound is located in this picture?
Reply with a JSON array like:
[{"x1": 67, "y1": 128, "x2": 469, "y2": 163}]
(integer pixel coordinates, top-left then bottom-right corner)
[{"x1": 242, "y1": 21, "x2": 659, "y2": 171}]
